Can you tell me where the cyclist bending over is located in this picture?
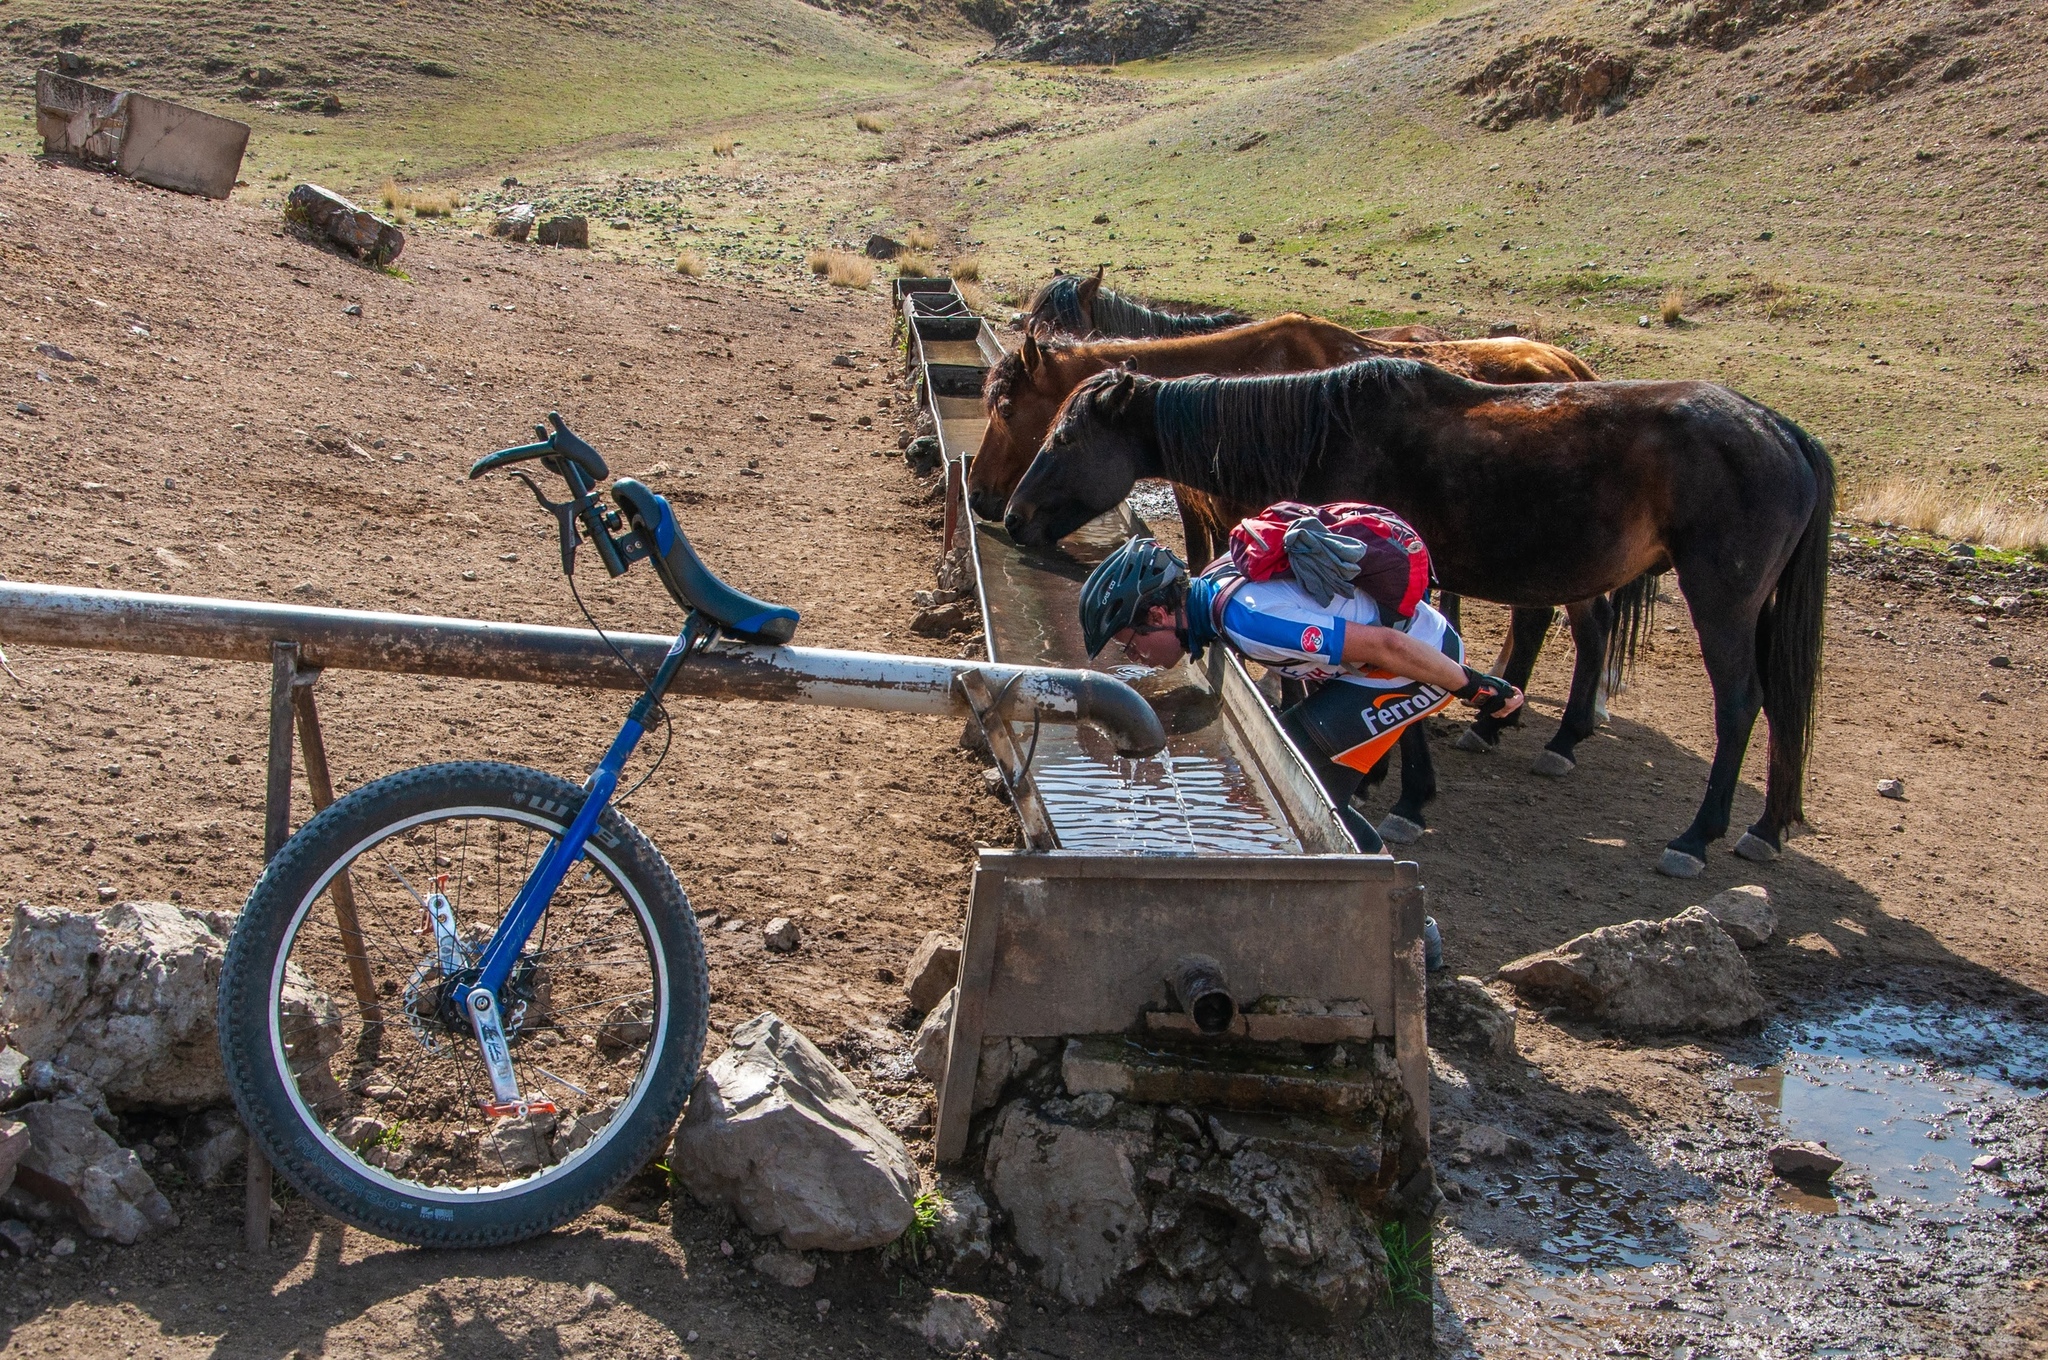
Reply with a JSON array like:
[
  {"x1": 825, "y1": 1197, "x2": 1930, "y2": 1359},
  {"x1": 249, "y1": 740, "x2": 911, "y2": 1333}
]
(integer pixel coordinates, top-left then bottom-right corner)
[{"x1": 1079, "y1": 502, "x2": 1523, "y2": 852}]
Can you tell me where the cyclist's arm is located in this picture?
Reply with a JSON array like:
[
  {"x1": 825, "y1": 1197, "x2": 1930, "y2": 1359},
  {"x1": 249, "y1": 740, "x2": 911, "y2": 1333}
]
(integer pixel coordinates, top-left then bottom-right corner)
[{"x1": 1341, "y1": 624, "x2": 1473, "y2": 691}]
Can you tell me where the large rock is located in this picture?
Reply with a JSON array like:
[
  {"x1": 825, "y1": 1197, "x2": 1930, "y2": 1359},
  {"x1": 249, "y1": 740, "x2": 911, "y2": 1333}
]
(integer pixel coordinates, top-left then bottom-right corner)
[
  {"x1": 13, "y1": 1100, "x2": 176, "y2": 1244},
  {"x1": 1172, "y1": 1148, "x2": 1390, "y2": 1323},
  {"x1": 929, "y1": 1181, "x2": 992, "y2": 1272},
  {"x1": 1769, "y1": 1140, "x2": 1844, "y2": 1180},
  {"x1": 537, "y1": 215, "x2": 588, "y2": 248},
  {"x1": 1497, "y1": 906, "x2": 1766, "y2": 1033},
  {"x1": 0, "y1": 1120, "x2": 26, "y2": 1197},
  {"x1": 983, "y1": 1101, "x2": 1148, "y2": 1305},
  {"x1": 1427, "y1": 975, "x2": 1518, "y2": 1058},
  {"x1": 913, "y1": 989, "x2": 954, "y2": 1088},
  {"x1": 491, "y1": 202, "x2": 537, "y2": 241},
  {"x1": 0, "y1": 900, "x2": 342, "y2": 1111},
  {"x1": 1698, "y1": 884, "x2": 1777, "y2": 949},
  {"x1": 920, "y1": 1290, "x2": 1004, "y2": 1355},
  {"x1": 284, "y1": 184, "x2": 404, "y2": 264},
  {"x1": 670, "y1": 1013, "x2": 916, "y2": 1251},
  {"x1": 904, "y1": 932, "x2": 961, "y2": 1014}
]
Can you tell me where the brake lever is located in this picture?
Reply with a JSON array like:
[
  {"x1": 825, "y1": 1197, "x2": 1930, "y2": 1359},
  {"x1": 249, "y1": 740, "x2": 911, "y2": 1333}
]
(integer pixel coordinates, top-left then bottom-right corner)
[{"x1": 510, "y1": 471, "x2": 582, "y2": 576}]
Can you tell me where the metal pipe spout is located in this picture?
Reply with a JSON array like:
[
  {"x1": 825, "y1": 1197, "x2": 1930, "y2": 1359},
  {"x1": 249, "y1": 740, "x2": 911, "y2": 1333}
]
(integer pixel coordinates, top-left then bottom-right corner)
[{"x1": 0, "y1": 582, "x2": 1167, "y2": 757}]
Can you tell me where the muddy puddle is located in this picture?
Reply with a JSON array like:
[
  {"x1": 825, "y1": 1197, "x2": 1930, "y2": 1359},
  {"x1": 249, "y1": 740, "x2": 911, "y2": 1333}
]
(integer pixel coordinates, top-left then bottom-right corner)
[
  {"x1": 1436, "y1": 997, "x2": 2048, "y2": 1357},
  {"x1": 1732, "y1": 999, "x2": 2048, "y2": 1216}
]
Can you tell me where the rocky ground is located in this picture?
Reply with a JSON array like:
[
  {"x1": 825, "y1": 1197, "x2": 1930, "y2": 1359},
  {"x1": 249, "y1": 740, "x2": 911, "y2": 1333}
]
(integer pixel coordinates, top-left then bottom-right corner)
[{"x1": 0, "y1": 149, "x2": 2045, "y2": 1359}]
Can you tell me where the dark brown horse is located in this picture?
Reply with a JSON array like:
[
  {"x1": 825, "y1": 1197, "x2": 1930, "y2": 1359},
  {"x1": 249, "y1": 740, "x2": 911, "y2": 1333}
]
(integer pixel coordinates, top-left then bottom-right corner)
[
  {"x1": 1004, "y1": 361, "x2": 1833, "y2": 877},
  {"x1": 1023, "y1": 268, "x2": 1448, "y2": 343}
]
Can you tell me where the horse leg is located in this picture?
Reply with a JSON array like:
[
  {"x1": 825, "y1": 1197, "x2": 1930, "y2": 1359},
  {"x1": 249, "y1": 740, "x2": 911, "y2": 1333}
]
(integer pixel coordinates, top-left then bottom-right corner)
[
  {"x1": 1438, "y1": 590, "x2": 1462, "y2": 634},
  {"x1": 1375, "y1": 721, "x2": 1437, "y2": 845},
  {"x1": 1175, "y1": 493, "x2": 1214, "y2": 568},
  {"x1": 1658, "y1": 609, "x2": 1764, "y2": 879},
  {"x1": 1531, "y1": 596, "x2": 1615, "y2": 778},
  {"x1": 1456, "y1": 606, "x2": 1552, "y2": 754}
]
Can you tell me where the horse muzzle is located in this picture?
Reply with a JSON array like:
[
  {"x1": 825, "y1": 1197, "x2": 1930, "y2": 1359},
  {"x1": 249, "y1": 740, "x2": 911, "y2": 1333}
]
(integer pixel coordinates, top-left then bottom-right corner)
[{"x1": 968, "y1": 488, "x2": 1009, "y2": 522}]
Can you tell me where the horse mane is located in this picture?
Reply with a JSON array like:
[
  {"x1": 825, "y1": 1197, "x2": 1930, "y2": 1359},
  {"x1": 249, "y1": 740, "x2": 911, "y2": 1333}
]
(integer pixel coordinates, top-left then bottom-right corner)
[
  {"x1": 1025, "y1": 273, "x2": 1249, "y2": 338},
  {"x1": 1090, "y1": 287, "x2": 1250, "y2": 339},
  {"x1": 1025, "y1": 276, "x2": 1091, "y2": 335},
  {"x1": 982, "y1": 334, "x2": 1080, "y2": 413},
  {"x1": 1149, "y1": 359, "x2": 1435, "y2": 506}
]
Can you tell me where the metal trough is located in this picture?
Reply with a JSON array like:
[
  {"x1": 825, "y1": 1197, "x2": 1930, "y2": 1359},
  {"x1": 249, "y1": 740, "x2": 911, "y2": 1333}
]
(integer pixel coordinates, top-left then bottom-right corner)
[{"x1": 901, "y1": 285, "x2": 1431, "y2": 1199}]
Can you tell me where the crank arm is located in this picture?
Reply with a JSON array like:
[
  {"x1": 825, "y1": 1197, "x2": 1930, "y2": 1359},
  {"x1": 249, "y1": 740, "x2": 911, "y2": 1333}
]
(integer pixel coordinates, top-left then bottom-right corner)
[{"x1": 463, "y1": 986, "x2": 527, "y2": 1109}]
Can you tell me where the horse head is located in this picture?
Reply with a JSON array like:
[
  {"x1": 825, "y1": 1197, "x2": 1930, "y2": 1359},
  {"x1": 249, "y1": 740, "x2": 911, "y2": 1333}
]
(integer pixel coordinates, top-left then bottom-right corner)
[
  {"x1": 1020, "y1": 267, "x2": 1105, "y2": 338},
  {"x1": 1004, "y1": 363, "x2": 1153, "y2": 548},
  {"x1": 970, "y1": 329, "x2": 1072, "y2": 521}
]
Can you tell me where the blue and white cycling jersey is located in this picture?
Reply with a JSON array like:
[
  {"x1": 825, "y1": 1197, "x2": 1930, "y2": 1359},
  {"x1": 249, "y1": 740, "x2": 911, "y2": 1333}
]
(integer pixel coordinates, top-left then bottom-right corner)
[{"x1": 1218, "y1": 576, "x2": 1462, "y2": 688}]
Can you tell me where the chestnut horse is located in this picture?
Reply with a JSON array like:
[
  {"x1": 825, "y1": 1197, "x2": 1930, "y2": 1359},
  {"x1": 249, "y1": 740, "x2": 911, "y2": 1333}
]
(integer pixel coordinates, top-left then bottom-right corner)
[
  {"x1": 1023, "y1": 268, "x2": 1448, "y2": 343},
  {"x1": 1005, "y1": 361, "x2": 1833, "y2": 878}
]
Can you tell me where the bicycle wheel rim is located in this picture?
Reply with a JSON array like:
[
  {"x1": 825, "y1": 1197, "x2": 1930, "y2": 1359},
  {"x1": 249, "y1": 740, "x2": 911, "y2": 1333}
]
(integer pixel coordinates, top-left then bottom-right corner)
[{"x1": 267, "y1": 802, "x2": 672, "y2": 1206}]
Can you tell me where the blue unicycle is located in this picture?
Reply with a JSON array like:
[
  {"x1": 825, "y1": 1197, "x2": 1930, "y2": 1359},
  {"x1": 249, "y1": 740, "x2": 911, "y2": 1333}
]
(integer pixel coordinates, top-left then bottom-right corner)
[{"x1": 217, "y1": 413, "x2": 797, "y2": 1247}]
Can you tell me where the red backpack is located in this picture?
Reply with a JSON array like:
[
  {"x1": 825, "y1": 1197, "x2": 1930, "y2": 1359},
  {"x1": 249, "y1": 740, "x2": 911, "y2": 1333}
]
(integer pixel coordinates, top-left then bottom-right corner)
[{"x1": 1225, "y1": 501, "x2": 1432, "y2": 621}]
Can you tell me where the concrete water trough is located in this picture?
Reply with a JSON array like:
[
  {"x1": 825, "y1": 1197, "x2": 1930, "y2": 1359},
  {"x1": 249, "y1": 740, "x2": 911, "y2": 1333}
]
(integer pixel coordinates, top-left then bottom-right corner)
[{"x1": 900, "y1": 286, "x2": 1435, "y2": 1285}]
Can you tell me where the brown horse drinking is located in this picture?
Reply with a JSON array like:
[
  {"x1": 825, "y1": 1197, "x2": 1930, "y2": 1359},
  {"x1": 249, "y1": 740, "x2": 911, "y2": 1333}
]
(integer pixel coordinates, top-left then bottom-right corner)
[
  {"x1": 1004, "y1": 361, "x2": 1833, "y2": 877},
  {"x1": 1023, "y1": 268, "x2": 1446, "y2": 343}
]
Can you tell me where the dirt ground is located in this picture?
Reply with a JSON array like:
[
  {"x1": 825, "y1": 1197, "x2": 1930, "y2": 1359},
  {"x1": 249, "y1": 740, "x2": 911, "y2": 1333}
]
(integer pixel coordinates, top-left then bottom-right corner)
[{"x1": 1, "y1": 152, "x2": 2045, "y2": 1358}]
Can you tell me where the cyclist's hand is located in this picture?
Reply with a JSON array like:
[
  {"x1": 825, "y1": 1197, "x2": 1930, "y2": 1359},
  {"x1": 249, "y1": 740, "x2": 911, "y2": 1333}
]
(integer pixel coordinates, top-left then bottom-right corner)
[{"x1": 1454, "y1": 666, "x2": 1523, "y2": 719}]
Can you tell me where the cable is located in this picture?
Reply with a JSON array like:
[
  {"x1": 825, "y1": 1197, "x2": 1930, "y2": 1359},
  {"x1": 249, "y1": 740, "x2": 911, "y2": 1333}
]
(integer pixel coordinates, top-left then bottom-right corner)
[{"x1": 566, "y1": 571, "x2": 675, "y2": 808}]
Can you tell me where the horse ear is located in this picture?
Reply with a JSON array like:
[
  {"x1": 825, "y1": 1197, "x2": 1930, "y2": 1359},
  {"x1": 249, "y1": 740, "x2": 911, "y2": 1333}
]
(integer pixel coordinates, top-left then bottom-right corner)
[
  {"x1": 1077, "y1": 268, "x2": 1102, "y2": 307},
  {"x1": 1120, "y1": 358, "x2": 1137, "y2": 372},
  {"x1": 1022, "y1": 330, "x2": 1042, "y2": 372},
  {"x1": 1094, "y1": 368, "x2": 1139, "y2": 418}
]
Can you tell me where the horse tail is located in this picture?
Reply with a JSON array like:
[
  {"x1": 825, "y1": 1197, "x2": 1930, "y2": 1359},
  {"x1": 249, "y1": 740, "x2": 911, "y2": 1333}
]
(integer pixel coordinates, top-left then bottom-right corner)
[
  {"x1": 1603, "y1": 570, "x2": 1661, "y2": 685},
  {"x1": 1757, "y1": 414, "x2": 1835, "y2": 836}
]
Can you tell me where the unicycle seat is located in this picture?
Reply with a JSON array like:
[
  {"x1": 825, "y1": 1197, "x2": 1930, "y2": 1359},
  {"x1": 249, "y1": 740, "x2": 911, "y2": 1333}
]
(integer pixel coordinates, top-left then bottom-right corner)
[{"x1": 609, "y1": 479, "x2": 800, "y2": 644}]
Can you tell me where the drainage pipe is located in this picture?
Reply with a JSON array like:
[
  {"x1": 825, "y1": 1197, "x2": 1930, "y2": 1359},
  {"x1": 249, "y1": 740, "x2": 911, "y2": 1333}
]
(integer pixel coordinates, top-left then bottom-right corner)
[{"x1": 0, "y1": 582, "x2": 1166, "y2": 757}]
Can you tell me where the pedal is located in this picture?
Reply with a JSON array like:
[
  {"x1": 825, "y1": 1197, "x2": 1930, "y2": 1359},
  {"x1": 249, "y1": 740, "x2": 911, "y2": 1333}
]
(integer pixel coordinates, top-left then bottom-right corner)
[{"x1": 480, "y1": 1096, "x2": 559, "y2": 1119}]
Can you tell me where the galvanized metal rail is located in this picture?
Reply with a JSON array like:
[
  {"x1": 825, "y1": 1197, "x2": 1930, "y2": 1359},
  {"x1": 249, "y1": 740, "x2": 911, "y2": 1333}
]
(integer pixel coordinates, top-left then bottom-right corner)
[{"x1": 0, "y1": 582, "x2": 1167, "y2": 754}]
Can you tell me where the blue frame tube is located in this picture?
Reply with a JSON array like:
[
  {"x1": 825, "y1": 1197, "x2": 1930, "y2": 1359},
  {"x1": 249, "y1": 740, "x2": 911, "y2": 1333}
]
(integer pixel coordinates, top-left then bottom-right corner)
[
  {"x1": 469, "y1": 715, "x2": 644, "y2": 995},
  {"x1": 464, "y1": 625, "x2": 695, "y2": 999}
]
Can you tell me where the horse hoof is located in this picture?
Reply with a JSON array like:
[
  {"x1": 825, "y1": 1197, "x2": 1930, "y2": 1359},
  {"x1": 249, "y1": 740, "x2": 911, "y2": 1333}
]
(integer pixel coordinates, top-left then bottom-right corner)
[
  {"x1": 1529, "y1": 749, "x2": 1576, "y2": 778},
  {"x1": 1453, "y1": 728, "x2": 1495, "y2": 755},
  {"x1": 1734, "y1": 832, "x2": 1779, "y2": 863},
  {"x1": 1657, "y1": 848, "x2": 1706, "y2": 879},
  {"x1": 1379, "y1": 814, "x2": 1426, "y2": 846}
]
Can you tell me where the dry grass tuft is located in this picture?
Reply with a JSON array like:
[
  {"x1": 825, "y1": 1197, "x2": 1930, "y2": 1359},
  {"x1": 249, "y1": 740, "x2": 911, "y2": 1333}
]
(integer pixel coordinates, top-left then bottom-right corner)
[
  {"x1": 955, "y1": 279, "x2": 992, "y2": 313},
  {"x1": 949, "y1": 256, "x2": 981, "y2": 282},
  {"x1": 904, "y1": 224, "x2": 937, "y2": 252},
  {"x1": 378, "y1": 180, "x2": 461, "y2": 216},
  {"x1": 711, "y1": 136, "x2": 736, "y2": 158},
  {"x1": 895, "y1": 253, "x2": 935, "y2": 278},
  {"x1": 855, "y1": 113, "x2": 887, "y2": 134},
  {"x1": 808, "y1": 249, "x2": 874, "y2": 289},
  {"x1": 1660, "y1": 288, "x2": 1684, "y2": 325},
  {"x1": 1850, "y1": 478, "x2": 2048, "y2": 551},
  {"x1": 674, "y1": 250, "x2": 707, "y2": 277}
]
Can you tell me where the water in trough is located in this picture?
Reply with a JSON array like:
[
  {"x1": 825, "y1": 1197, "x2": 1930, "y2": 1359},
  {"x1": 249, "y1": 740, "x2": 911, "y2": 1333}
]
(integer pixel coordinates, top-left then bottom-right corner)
[{"x1": 972, "y1": 508, "x2": 1302, "y2": 855}]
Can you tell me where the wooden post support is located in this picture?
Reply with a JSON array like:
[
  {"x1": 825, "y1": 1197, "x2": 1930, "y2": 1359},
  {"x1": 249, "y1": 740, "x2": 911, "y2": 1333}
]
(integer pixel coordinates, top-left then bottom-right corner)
[
  {"x1": 290, "y1": 670, "x2": 379, "y2": 1026},
  {"x1": 245, "y1": 639, "x2": 299, "y2": 1254}
]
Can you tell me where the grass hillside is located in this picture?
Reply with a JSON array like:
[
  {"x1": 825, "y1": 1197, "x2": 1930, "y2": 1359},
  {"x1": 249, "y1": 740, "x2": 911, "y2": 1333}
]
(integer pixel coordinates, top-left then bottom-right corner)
[
  {"x1": 4, "y1": 0, "x2": 2042, "y2": 541},
  {"x1": 954, "y1": 0, "x2": 2048, "y2": 534}
]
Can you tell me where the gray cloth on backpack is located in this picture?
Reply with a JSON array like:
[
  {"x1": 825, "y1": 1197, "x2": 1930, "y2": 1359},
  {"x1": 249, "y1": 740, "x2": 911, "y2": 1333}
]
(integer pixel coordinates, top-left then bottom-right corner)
[{"x1": 1282, "y1": 515, "x2": 1369, "y2": 606}]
